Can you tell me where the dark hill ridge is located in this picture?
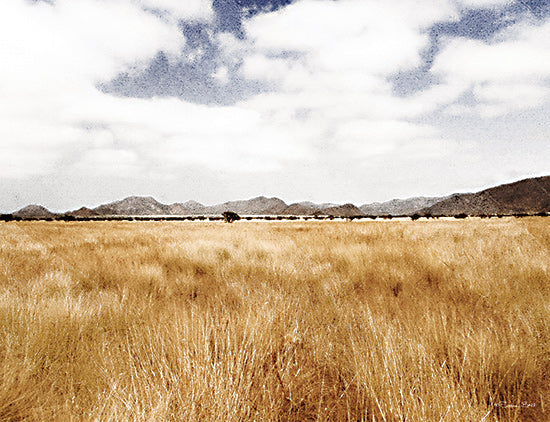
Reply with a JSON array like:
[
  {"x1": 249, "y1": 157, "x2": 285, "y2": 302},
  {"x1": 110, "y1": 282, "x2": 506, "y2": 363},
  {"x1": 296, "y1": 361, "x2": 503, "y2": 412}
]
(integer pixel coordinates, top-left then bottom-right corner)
[{"x1": 422, "y1": 176, "x2": 550, "y2": 216}]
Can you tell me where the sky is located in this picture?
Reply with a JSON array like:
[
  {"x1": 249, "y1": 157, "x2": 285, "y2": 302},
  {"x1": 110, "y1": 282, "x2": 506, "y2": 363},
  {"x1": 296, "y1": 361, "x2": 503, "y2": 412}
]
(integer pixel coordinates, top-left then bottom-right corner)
[{"x1": 1, "y1": 0, "x2": 549, "y2": 211}]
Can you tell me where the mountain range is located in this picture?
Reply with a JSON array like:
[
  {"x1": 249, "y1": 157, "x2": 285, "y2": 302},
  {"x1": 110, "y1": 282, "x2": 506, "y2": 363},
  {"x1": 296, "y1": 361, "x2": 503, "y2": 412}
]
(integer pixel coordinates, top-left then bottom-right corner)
[{"x1": 8, "y1": 175, "x2": 550, "y2": 218}]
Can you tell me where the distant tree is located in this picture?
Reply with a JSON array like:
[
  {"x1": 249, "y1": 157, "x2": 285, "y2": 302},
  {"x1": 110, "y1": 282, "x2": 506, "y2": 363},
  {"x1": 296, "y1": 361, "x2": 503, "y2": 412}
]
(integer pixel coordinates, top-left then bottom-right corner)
[
  {"x1": 222, "y1": 211, "x2": 241, "y2": 223},
  {"x1": 410, "y1": 213, "x2": 421, "y2": 221},
  {"x1": 454, "y1": 213, "x2": 468, "y2": 219}
]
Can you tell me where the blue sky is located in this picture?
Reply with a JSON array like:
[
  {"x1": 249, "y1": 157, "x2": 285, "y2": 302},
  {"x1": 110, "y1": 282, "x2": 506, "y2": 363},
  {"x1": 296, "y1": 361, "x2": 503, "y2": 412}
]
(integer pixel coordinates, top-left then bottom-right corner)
[{"x1": 1, "y1": 0, "x2": 549, "y2": 211}]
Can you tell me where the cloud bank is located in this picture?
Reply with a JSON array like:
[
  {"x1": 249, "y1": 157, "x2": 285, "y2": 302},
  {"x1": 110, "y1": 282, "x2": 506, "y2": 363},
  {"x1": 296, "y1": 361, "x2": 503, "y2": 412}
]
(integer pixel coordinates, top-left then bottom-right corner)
[{"x1": 0, "y1": 0, "x2": 549, "y2": 210}]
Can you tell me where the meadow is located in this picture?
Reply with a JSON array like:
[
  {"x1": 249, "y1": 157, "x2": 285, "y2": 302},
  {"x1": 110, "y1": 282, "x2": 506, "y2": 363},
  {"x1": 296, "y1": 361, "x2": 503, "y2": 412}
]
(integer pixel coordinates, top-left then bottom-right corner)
[{"x1": 0, "y1": 218, "x2": 548, "y2": 421}]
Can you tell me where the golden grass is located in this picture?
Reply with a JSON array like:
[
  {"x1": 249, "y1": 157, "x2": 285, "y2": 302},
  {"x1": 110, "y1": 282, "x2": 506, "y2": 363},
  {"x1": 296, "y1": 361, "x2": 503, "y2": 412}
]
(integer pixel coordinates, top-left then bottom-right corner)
[{"x1": 0, "y1": 218, "x2": 548, "y2": 421}]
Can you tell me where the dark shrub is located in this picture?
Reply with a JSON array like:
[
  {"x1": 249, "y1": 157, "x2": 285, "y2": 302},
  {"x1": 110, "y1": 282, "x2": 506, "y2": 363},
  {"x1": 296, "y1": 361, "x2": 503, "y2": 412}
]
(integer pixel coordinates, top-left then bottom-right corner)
[
  {"x1": 0, "y1": 214, "x2": 14, "y2": 222},
  {"x1": 222, "y1": 211, "x2": 241, "y2": 223}
]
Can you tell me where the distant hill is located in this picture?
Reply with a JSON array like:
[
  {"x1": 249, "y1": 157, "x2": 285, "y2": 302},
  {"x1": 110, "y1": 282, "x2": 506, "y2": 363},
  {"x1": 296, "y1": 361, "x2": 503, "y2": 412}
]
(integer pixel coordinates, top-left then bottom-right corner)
[
  {"x1": 66, "y1": 207, "x2": 100, "y2": 217},
  {"x1": 206, "y1": 196, "x2": 288, "y2": 215},
  {"x1": 360, "y1": 196, "x2": 447, "y2": 216},
  {"x1": 13, "y1": 205, "x2": 55, "y2": 218},
  {"x1": 281, "y1": 203, "x2": 319, "y2": 215},
  {"x1": 181, "y1": 200, "x2": 207, "y2": 214},
  {"x1": 93, "y1": 196, "x2": 177, "y2": 216},
  {"x1": 322, "y1": 204, "x2": 365, "y2": 217},
  {"x1": 422, "y1": 176, "x2": 550, "y2": 215},
  {"x1": 167, "y1": 203, "x2": 193, "y2": 215},
  {"x1": 280, "y1": 203, "x2": 364, "y2": 217}
]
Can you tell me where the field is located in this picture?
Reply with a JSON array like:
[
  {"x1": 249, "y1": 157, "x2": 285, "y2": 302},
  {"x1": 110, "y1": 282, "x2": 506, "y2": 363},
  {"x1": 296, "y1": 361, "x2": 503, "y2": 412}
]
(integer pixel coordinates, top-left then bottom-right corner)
[{"x1": 0, "y1": 218, "x2": 549, "y2": 421}]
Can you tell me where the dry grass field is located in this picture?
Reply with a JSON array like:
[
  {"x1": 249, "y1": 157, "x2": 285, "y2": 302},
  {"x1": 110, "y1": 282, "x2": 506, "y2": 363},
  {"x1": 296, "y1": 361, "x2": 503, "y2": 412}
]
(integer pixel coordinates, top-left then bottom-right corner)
[{"x1": 0, "y1": 218, "x2": 549, "y2": 421}]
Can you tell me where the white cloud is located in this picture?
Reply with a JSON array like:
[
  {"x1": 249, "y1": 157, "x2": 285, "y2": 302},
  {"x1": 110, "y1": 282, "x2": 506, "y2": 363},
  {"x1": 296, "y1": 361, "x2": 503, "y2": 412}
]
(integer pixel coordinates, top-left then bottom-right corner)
[
  {"x1": 335, "y1": 120, "x2": 439, "y2": 157},
  {"x1": 62, "y1": 94, "x2": 310, "y2": 173},
  {"x1": 0, "y1": 148, "x2": 59, "y2": 179},
  {"x1": 0, "y1": 0, "x2": 185, "y2": 92},
  {"x1": 73, "y1": 148, "x2": 140, "y2": 177},
  {"x1": 242, "y1": 54, "x2": 297, "y2": 82},
  {"x1": 232, "y1": 0, "x2": 466, "y2": 160},
  {"x1": 212, "y1": 66, "x2": 229, "y2": 84},
  {"x1": 433, "y1": 19, "x2": 550, "y2": 116},
  {"x1": 0, "y1": 0, "x2": 187, "y2": 178},
  {"x1": 434, "y1": 37, "x2": 550, "y2": 83},
  {"x1": 244, "y1": 0, "x2": 458, "y2": 75},
  {"x1": 138, "y1": 0, "x2": 213, "y2": 20},
  {"x1": 472, "y1": 83, "x2": 550, "y2": 117},
  {"x1": 458, "y1": 0, "x2": 512, "y2": 8},
  {"x1": 0, "y1": 0, "x2": 322, "y2": 181}
]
